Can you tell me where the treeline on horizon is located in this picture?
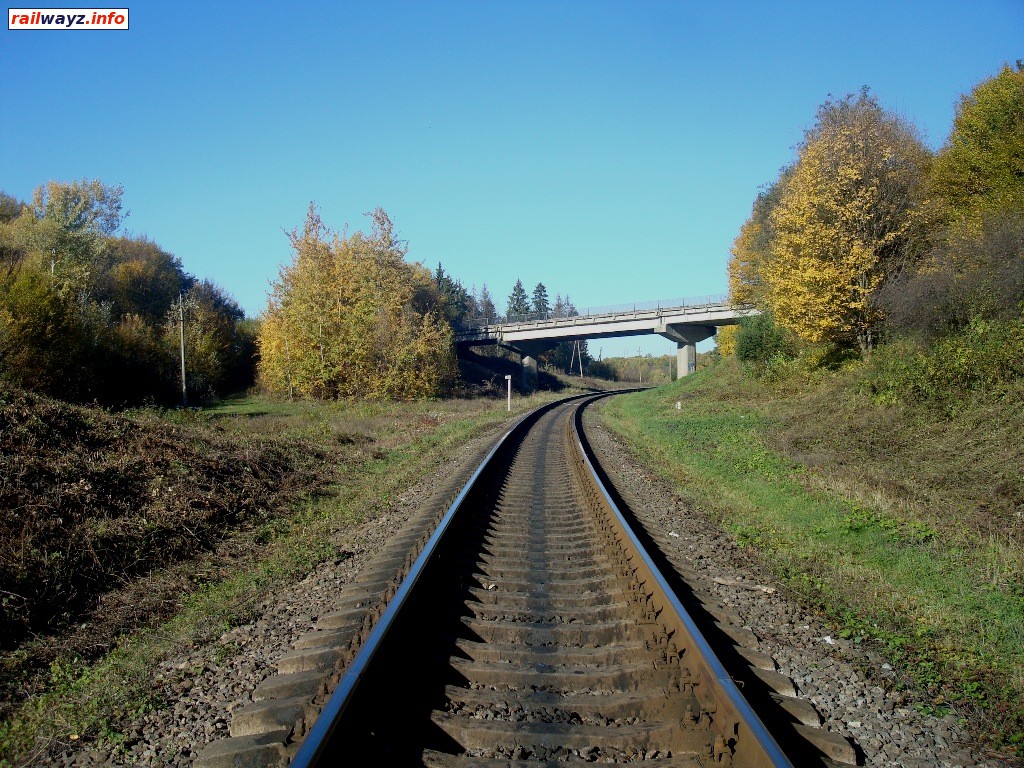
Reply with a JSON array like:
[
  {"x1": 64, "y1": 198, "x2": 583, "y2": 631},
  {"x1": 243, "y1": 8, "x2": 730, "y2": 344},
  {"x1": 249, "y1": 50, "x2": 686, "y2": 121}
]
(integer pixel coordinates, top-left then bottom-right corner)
[
  {"x1": 0, "y1": 180, "x2": 255, "y2": 406},
  {"x1": 0, "y1": 178, "x2": 613, "y2": 407},
  {"x1": 4, "y1": 64, "x2": 1019, "y2": 408},
  {"x1": 720, "y1": 63, "x2": 1024, "y2": 409}
]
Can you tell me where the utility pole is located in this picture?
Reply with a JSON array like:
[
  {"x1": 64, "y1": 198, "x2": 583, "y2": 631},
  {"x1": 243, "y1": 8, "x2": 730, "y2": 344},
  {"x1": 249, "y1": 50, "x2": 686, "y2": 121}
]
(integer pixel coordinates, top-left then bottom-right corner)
[
  {"x1": 577, "y1": 340, "x2": 583, "y2": 378},
  {"x1": 178, "y1": 292, "x2": 188, "y2": 407}
]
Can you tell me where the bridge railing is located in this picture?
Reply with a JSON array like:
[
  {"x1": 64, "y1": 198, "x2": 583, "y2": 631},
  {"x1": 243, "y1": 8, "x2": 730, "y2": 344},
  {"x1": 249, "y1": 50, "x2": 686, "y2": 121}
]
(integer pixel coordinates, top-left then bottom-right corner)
[{"x1": 457, "y1": 293, "x2": 731, "y2": 331}]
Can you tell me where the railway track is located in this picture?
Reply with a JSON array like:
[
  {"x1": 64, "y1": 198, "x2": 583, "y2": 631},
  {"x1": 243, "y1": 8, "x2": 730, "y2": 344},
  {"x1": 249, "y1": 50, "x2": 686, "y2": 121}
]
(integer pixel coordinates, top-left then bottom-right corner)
[{"x1": 200, "y1": 394, "x2": 857, "y2": 767}]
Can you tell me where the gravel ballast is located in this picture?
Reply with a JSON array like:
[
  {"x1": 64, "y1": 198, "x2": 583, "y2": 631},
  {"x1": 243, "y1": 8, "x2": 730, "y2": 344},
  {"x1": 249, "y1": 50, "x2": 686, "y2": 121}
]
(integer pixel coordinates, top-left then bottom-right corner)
[{"x1": 48, "y1": 421, "x2": 505, "y2": 768}]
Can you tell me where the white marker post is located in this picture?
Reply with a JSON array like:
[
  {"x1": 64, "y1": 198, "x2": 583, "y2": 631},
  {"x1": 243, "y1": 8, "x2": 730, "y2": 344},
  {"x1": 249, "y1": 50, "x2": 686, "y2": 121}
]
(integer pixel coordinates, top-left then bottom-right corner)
[{"x1": 505, "y1": 374, "x2": 512, "y2": 412}]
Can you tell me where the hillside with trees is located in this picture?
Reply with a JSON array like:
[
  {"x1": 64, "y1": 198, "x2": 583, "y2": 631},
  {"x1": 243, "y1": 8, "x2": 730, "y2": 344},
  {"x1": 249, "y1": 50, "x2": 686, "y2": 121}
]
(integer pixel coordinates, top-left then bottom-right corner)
[
  {"x1": 646, "y1": 63, "x2": 1024, "y2": 752},
  {"x1": 0, "y1": 180, "x2": 255, "y2": 406},
  {"x1": 727, "y1": 66, "x2": 1023, "y2": 392}
]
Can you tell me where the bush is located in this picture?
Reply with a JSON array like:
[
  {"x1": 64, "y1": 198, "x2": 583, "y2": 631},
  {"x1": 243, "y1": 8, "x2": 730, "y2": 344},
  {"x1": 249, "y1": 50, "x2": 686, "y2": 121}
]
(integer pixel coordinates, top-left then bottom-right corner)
[
  {"x1": 736, "y1": 312, "x2": 799, "y2": 371},
  {"x1": 879, "y1": 212, "x2": 1024, "y2": 342},
  {"x1": 862, "y1": 316, "x2": 1024, "y2": 411}
]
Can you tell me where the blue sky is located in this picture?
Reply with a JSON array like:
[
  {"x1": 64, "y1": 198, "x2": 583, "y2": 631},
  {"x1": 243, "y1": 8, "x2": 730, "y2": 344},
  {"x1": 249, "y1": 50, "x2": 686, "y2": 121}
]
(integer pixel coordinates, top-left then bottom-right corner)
[{"x1": 3, "y1": 0, "x2": 1022, "y2": 357}]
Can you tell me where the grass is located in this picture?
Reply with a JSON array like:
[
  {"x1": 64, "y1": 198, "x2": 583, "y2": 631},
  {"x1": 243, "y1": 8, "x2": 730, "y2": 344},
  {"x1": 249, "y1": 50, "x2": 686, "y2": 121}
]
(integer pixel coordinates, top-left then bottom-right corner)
[
  {"x1": 597, "y1": 359, "x2": 1024, "y2": 755},
  {"x1": 0, "y1": 388, "x2": 563, "y2": 766}
]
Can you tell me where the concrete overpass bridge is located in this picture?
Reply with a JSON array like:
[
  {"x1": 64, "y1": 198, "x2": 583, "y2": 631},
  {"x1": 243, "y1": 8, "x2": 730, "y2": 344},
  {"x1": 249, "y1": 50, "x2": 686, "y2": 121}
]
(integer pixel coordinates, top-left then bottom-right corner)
[{"x1": 455, "y1": 294, "x2": 757, "y2": 388}]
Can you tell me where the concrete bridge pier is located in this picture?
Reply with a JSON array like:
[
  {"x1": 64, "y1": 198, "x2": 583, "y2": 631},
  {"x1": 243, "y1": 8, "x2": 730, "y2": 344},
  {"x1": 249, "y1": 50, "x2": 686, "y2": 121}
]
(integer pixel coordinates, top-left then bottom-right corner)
[
  {"x1": 657, "y1": 324, "x2": 715, "y2": 378},
  {"x1": 514, "y1": 342, "x2": 554, "y2": 392}
]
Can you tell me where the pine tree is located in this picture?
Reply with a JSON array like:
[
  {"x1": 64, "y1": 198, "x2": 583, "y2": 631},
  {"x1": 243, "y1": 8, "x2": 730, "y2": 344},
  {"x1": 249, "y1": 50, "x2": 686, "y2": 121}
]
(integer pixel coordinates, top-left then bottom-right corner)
[
  {"x1": 506, "y1": 279, "x2": 530, "y2": 318},
  {"x1": 531, "y1": 282, "x2": 550, "y2": 316},
  {"x1": 476, "y1": 284, "x2": 496, "y2": 322},
  {"x1": 551, "y1": 293, "x2": 566, "y2": 318}
]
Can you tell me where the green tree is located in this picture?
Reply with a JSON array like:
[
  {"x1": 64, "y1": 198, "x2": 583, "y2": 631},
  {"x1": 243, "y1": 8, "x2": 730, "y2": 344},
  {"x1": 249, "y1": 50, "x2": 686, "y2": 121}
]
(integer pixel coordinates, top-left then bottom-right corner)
[
  {"x1": 0, "y1": 192, "x2": 24, "y2": 224},
  {"x1": 30, "y1": 179, "x2": 125, "y2": 283},
  {"x1": 531, "y1": 282, "x2": 550, "y2": 316},
  {"x1": 169, "y1": 280, "x2": 255, "y2": 402},
  {"x1": 433, "y1": 263, "x2": 472, "y2": 326},
  {"x1": 476, "y1": 284, "x2": 496, "y2": 321},
  {"x1": 94, "y1": 236, "x2": 190, "y2": 321},
  {"x1": 506, "y1": 279, "x2": 530, "y2": 317},
  {"x1": 930, "y1": 63, "x2": 1024, "y2": 230}
]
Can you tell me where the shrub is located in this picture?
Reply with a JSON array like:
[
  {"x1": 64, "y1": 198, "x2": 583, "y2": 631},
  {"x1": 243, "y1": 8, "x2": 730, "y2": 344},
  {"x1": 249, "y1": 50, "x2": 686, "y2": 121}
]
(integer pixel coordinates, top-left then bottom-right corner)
[
  {"x1": 736, "y1": 312, "x2": 799, "y2": 371},
  {"x1": 862, "y1": 316, "x2": 1024, "y2": 411}
]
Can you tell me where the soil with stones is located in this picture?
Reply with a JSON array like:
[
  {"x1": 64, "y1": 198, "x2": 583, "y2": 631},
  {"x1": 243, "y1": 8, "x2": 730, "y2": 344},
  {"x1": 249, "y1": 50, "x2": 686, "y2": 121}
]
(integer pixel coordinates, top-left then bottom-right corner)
[
  {"x1": 45, "y1": 421, "x2": 507, "y2": 768},
  {"x1": 582, "y1": 405, "x2": 1006, "y2": 768}
]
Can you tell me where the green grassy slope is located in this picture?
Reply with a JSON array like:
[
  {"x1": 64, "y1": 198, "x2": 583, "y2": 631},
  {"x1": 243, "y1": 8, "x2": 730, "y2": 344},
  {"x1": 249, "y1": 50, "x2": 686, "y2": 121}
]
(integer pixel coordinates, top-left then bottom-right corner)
[{"x1": 597, "y1": 360, "x2": 1024, "y2": 755}]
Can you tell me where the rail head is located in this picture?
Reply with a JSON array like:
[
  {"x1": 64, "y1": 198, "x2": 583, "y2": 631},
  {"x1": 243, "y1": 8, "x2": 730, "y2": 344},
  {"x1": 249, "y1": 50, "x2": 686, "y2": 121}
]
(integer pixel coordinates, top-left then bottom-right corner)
[{"x1": 571, "y1": 397, "x2": 795, "y2": 768}]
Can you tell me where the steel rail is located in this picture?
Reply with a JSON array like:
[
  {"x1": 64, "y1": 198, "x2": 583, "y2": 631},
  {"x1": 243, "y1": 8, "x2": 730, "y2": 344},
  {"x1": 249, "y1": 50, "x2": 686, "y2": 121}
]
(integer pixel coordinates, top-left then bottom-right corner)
[{"x1": 572, "y1": 398, "x2": 794, "y2": 768}]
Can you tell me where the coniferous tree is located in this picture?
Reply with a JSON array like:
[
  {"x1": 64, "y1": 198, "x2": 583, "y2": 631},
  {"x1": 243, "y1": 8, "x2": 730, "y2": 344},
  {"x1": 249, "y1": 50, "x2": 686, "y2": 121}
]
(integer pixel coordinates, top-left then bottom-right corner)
[
  {"x1": 476, "y1": 284, "x2": 496, "y2": 322},
  {"x1": 551, "y1": 293, "x2": 567, "y2": 318},
  {"x1": 506, "y1": 279, "x2": 530, "y2": 318},
  {"x1": 531, "y1": 282, "x2": 550, "y2": 316}
]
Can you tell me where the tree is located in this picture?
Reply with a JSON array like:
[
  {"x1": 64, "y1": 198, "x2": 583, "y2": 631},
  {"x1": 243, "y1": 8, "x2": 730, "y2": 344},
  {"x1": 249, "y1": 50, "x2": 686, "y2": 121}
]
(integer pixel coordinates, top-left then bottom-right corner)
[
  {"x1": 168, "y1": 280, "x2": 255, "y2": 402},
  {"x1": 258, "y1": 205, "x2": 455, "y2": 400},
  {"x1": 763, "y1": 90, "x2": 931, "y2": 354},
  {"x1": 433, "y1": 263, "x2": 472, "y2": 326},
  {"x1": 31, "y1": 179, "x2": 125, "y2": 277},
  {"x1": 94, "y1": 235, "x2": 190, "y2": 321},
  {"x1": 728, "y1": 170, "x2": 791, "y2": 306},
  {"x1": 929, "y1": 63, "x2": 1024, "y2": 231},
  {"x1": 716, "y1": 325, "x2": 739, "y2": 356},
  {"x1": 531, "y1": 282, "x2": 550, "y2": 316},
  {"x1": 476, "y1": 284, "x2": 496, "y2": 321},
  {"x1": 31, "y1": 179, "x2": 123, "y2": 236},
  {"x1": 0, "y1": 192, "x2": 24, "y2": 224},
  {"x1": 551, "y1": 293, "x2": 567, "y2": 318},
  {"x1": 506, "y1": 279, "x2": 530, "y2": 317},
  {"x1": 0, "y1": 179, "x2": 253, "y2": 406}
]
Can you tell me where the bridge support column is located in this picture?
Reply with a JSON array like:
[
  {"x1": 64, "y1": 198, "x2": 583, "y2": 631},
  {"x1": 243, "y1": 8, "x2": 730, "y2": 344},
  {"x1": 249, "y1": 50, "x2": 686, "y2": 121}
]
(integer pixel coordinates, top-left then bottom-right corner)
[
  {"x1": 521, "y1": 355, "x2": 538, "y2": 391},
  {"x1": 657, "y1": 324, "x2": 716, "y2": 378},
  {"x1": 677, "y1": 342, "x2": 697, "y2": 378},
  {"x1": 513, "y1": 342, "x2": 552, "y2": 393}
]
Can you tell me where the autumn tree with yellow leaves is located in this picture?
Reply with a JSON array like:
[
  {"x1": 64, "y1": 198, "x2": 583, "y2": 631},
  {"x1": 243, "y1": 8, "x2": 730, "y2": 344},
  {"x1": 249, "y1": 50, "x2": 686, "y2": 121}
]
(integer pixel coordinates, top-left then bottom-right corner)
[
  {"x1": 730, "y1": 90, "x2": 931, "y2": 356},
  {"x1": 727, "y1": 170, "x2": 791, "y2": 307},
  {"x1": 258, "y1": 205, "x2": 456, "y2": 400}
]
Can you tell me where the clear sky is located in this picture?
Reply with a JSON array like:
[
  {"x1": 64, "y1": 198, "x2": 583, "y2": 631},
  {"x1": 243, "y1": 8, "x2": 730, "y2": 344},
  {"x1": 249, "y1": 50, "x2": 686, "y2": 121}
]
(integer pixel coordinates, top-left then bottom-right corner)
[{"x1": 3, "y1": 0, "x2": 1022, "y2": 357}]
